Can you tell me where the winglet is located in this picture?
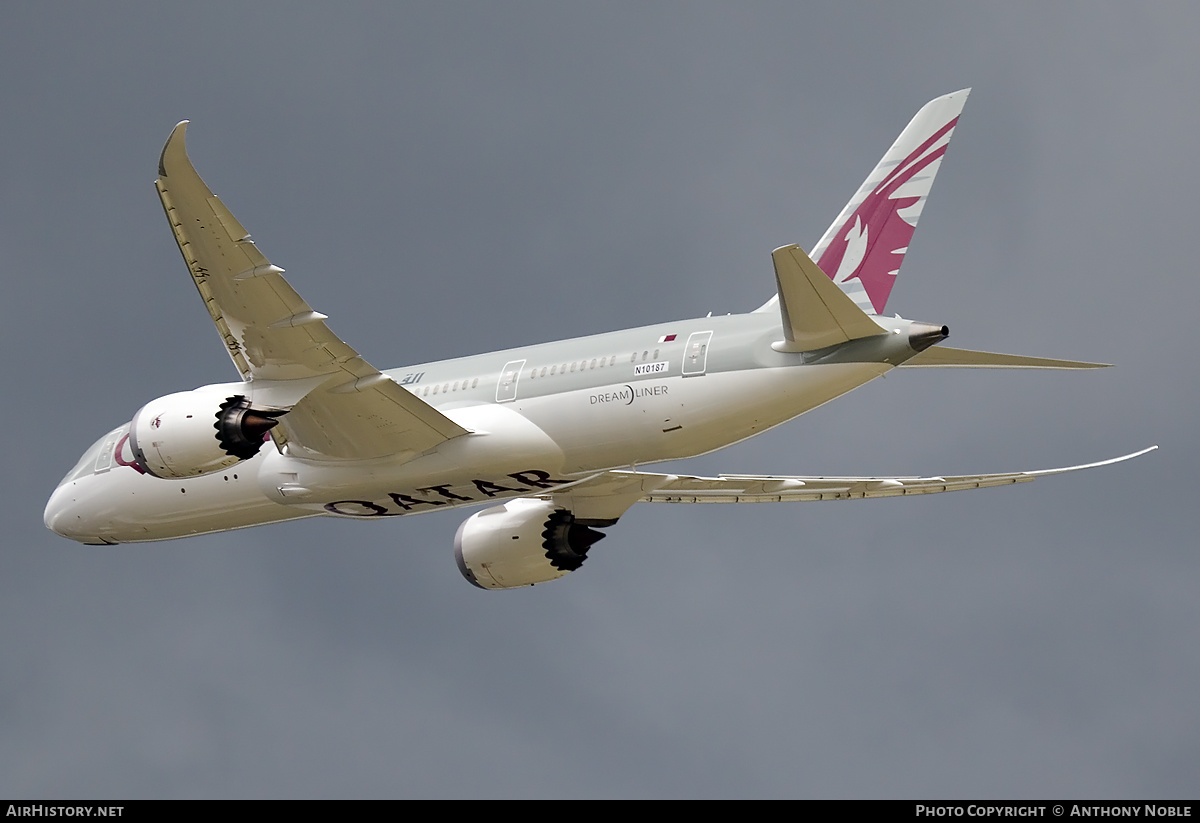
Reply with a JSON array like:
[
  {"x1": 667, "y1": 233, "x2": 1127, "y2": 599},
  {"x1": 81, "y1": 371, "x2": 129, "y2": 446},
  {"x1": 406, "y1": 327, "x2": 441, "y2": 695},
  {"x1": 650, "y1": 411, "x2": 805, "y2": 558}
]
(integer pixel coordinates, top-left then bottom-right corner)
[
  {"x1": 1024, "y1": 446, "x2": 1157, "y2": 477},
  {"x1": 770, "y1": 244, "x2": 886, "y2": 352},
  {"x1": 158, "y1": 121, "x2": 189, "y2": 178}
]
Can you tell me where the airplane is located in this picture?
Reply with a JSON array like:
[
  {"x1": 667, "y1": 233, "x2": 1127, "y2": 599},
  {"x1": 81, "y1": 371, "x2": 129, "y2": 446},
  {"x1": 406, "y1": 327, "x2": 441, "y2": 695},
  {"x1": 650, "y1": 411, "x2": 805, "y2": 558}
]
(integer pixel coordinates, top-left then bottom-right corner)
[{"x1": 44, "y1": 89, "x2": 1154, "y2": 589}]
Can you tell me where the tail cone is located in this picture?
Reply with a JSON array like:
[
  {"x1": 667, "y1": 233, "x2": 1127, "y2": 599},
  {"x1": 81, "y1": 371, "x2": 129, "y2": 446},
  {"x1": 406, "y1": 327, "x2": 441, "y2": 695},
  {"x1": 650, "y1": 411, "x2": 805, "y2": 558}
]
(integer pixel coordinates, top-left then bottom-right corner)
[{"x1": 909, "y1": 323, "x2": 950, "y2": 352}]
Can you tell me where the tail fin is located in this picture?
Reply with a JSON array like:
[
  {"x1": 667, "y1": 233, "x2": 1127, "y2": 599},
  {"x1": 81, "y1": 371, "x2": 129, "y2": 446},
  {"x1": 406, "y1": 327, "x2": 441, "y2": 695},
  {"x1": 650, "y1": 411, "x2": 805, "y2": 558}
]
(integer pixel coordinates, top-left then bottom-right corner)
[{"x1": 759, "y1": 89, "x2": 970, "y2": 316}]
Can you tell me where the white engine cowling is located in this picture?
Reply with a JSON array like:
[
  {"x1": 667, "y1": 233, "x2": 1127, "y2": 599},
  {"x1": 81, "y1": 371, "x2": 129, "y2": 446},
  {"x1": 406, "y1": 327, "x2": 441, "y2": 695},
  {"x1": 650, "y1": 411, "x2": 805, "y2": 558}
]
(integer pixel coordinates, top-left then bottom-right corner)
[
  {"x1": 454, "y1": 498, "x2": 608, "y2": 589},
  {"x1": 128, "y1": 387, "x2": 284, "y2": 479}
]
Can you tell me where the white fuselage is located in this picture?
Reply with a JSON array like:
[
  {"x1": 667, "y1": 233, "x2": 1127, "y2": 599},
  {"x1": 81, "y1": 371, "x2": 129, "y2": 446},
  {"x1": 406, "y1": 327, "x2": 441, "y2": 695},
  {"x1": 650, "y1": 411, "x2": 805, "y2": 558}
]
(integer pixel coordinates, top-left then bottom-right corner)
[{"x1": 45, "y1": 311, "x2": 914, "y2": 544}]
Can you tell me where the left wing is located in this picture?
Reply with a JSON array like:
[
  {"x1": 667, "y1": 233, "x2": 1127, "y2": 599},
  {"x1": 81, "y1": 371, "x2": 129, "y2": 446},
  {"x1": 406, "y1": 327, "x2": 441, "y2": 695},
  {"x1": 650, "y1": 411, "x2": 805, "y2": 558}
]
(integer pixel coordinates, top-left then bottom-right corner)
[
  {"x1": 155, "y1": 122, "x2": 468, "y2": 460},
  {"x1": 553, "y1": 448, "x2": 1155, "y2": 520}
]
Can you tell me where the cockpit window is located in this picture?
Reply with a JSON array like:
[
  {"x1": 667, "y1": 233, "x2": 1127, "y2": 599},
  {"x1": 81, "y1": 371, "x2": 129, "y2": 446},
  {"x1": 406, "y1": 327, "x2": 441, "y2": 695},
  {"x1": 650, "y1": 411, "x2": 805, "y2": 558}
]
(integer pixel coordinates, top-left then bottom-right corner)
[
  {"x1": 61, "y1": 424, "x2": 129, "y2": 484},
  {"x1": 93, "y1": 430, "x2": 119, "y2": 473}
]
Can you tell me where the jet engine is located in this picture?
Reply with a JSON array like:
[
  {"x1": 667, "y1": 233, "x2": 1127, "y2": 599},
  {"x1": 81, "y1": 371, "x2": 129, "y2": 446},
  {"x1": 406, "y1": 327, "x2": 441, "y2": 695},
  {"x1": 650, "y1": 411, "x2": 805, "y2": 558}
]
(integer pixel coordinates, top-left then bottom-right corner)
[
  {"x1": 454, "y1": 498, "x2": 608, "y2": 589},
  {"x1": 128, "y1": 388, "x2": 285, "y2": 479}
]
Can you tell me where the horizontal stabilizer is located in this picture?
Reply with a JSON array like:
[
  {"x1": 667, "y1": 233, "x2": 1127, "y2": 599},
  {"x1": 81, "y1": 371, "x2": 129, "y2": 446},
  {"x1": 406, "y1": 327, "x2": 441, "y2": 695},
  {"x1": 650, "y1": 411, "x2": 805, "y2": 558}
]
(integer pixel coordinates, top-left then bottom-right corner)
[
  {"x1": 771, "y1": 244, "x2": 886, "y2": 352},
  {"x1": 902, "y1": 346, "x2": 1110, "y2": 369}
]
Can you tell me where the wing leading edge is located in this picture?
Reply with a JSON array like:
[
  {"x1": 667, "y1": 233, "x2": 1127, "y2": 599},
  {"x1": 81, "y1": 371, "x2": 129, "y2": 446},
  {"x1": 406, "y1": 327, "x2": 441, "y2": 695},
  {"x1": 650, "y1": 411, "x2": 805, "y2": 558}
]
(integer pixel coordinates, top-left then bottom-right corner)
[{"x1": 155, "y1": 122, "x2": 468, "y2": 460}]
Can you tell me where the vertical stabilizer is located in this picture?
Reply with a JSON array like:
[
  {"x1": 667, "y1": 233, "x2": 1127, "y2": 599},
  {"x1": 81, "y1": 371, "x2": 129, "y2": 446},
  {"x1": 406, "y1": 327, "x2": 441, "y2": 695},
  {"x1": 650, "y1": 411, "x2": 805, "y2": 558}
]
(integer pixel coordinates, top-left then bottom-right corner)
[{"x1": 759, "y1": 89, "x2": 969, "y2": 316}]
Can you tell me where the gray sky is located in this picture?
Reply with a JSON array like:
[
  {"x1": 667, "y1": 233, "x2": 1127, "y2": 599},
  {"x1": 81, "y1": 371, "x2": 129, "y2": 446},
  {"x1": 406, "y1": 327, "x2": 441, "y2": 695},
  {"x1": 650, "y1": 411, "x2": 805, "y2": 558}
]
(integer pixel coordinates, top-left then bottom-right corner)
[{"x1": 2, "y1": 3, "x2": 1195, "y2": 798}]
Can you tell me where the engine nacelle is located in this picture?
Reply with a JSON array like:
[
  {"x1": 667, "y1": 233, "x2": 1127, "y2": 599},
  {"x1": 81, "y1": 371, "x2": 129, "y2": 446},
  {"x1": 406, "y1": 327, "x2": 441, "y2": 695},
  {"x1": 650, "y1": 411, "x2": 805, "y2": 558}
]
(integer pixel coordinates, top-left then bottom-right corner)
[
  {"x1": 128, "y1": 388, "x2": 284, "y2": 479},
  {"x1": 454, "y1": 498, "x2": 608, "y2": 589}
]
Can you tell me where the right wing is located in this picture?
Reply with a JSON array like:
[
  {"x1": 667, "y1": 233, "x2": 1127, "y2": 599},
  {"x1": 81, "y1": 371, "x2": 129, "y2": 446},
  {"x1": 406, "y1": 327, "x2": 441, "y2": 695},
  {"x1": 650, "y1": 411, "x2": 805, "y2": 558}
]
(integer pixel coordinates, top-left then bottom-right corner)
[{"x1": 155, "y1": 121, "x2": 468, "y2": 460}]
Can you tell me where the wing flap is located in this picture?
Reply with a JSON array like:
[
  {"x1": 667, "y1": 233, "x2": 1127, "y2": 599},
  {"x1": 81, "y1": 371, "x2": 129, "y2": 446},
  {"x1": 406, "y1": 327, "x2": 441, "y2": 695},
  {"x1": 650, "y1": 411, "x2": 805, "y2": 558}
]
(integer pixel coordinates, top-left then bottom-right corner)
[{"x1": 279, "y1": 370, "x2": 468, "y2": 460}]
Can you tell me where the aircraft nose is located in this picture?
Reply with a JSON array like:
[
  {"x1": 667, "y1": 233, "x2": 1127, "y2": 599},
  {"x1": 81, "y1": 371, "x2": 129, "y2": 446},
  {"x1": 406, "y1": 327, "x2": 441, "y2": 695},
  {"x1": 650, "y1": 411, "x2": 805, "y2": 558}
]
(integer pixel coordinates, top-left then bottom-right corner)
[
  {"x1": 44, "y1": 483, "x2": 77, "y2": 538},
  {"x1": 44, "y1": 482, "x2": 116, "y2": 545},
  {"x1": 43, "y1": 499, "x2": 54, "y2": 532}
]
